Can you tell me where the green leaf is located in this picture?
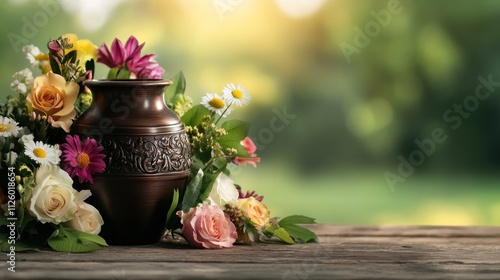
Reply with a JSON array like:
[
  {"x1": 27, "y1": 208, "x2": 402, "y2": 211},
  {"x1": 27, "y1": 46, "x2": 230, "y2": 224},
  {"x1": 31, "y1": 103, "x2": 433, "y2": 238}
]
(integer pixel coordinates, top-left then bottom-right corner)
[
  {"x1": 49, "y1": 55, "x2": 61, "y2": 75},
  {"x1": 166, "y1": 189, "x2": 180, "y2": 226},
  {"x1": 63, "y1": 50, "x2": 77, "y2": 64},
  {"x1": 197, "y1": 171, "x2": 221, "y2": 203},
  {"x1": 217, "y1": 120, "x2": 250, "y2": 157},
  {"x1": 116, "y1": 68, "x2": 131, "y2": 79},
  {"x1": 279, "y1": 215, "x2": 316, "y2": 227},
  {"x1": 0, "y1": 215, "x2": 7, "y2": 226},
  {"x1": 0, "y1": 234, "x2": 39, "y2": 252},
  {"x1": 165, "y1": 71, "x2": 186, "y2": 102},
  {"x1": 181, "y1": 169, "x2": 204, "y2": 212},
  {"x1": 107, "y1": 67, "x2": 119, "y2": 79},
  {"x1": 48, "y1": 234, "x2": 101, "y2": 252},
  {"x1": 181, "y1": 105, "x2": 211, "y2": 127},
  {"x1": 47, "y1": 227, "x2": 107, "y2": 252},
  {"x1": 67, "y1": 228, "x2": 108, "y2": 247},
  {"x1": 280, "y1": 224, "x2": 318, "y2": 243},
  {"x1": 85, "y1": 59, "x2": 95, "y2": 74},
  {"x1": 107, "y1": 67, "x2": 130, "y2": 79},
  {"x1": 244, "y1": 220, "x2": 259, "y2": 243},
  {"x1": 268, "y1": 227, "x2": 295, "y2": 244}
]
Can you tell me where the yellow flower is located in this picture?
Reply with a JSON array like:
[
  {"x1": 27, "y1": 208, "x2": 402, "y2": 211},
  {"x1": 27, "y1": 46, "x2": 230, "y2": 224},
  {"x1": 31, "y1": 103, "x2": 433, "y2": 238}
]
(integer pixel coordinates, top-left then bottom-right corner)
[
  {"x1": 63, "y1": 33, "x2": 97, "y2": 67},
  {"x1": 237, "y1": 197, "x2": 270, "y2": 228},
  {"x1": 27, "y1": 72, "x2": 79, "y2": 132}
]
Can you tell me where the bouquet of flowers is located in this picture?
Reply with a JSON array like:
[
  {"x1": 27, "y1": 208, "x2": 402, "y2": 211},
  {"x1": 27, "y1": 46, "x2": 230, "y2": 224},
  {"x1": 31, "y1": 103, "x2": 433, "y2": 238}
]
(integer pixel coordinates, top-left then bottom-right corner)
[{"x1": 0, "y1": 34, "x2": 317, "y2": 252}]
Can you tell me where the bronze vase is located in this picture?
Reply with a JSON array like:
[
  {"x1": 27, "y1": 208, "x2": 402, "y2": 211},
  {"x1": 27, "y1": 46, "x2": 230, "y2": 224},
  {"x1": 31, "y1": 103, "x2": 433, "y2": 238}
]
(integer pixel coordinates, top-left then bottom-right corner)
[{"x1": 73, "y1": 79, "x2": 192, "y2": 245}]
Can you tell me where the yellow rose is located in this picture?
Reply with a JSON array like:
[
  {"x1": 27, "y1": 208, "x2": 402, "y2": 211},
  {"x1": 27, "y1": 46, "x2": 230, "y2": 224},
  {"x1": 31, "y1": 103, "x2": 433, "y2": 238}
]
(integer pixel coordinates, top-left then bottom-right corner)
[
  {"x1": 237, "y1": 197, "x2": 270, "y2": 228},
  {"x1": 27, "y1": 72, "x2": 79, "y2": 132},
  {"x1": 63, "y1": 33, "x2": 97, "y2": 67},
  {"x1": 28, "y1": 165, "x2": 78, "y2": 224}
]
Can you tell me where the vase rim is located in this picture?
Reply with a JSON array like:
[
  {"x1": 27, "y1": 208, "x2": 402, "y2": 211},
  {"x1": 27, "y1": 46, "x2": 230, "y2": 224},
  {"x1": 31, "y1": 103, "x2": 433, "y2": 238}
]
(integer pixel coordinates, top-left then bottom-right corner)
[{"x1": 83, "y1": 79, "x2": 172, "y2": 87}]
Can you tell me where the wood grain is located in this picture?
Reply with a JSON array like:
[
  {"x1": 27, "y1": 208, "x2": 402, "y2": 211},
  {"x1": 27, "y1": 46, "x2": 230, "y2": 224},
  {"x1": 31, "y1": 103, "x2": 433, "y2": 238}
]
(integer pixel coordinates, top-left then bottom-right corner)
[{"x1": 1, "y1": 225, "x2": 499, "y2": 279}]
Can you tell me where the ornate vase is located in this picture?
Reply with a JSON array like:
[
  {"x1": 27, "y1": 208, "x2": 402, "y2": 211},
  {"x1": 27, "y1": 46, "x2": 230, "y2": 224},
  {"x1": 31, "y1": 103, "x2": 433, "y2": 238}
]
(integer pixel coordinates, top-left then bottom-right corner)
[{"x1": 73, "y1": 79, "x2": 192, "y2": 245}]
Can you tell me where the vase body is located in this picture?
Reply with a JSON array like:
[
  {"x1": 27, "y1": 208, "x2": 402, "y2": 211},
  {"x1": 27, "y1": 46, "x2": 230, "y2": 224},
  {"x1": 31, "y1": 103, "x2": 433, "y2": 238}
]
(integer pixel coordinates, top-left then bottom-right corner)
[{"x1": 73, "y1": 79, "x2": 192, "y2": 245}]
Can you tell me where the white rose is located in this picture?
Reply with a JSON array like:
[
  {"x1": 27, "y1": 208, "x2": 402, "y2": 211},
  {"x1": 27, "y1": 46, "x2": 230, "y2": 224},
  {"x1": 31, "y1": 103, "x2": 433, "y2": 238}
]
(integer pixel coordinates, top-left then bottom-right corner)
[
  {"x1": 29, "y1": 165, "x2": 78, "y2": 224},
  {"x1": 64, "y1": 190, "x2": 104, "y2": 235},
  {"x1": 207, "y1": 173, "x2": 239, "y2": 207}
]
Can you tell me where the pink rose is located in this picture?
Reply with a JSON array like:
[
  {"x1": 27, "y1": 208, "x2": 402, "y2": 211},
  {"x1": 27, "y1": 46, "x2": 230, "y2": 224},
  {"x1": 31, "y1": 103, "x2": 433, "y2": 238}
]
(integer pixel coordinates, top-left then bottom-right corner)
[
  {"x1": 177, "y1": 204, "x2": 237, "y2": 249},
  {"x1": 233, "y1": 137, "x2": 261, "y2": 167}
]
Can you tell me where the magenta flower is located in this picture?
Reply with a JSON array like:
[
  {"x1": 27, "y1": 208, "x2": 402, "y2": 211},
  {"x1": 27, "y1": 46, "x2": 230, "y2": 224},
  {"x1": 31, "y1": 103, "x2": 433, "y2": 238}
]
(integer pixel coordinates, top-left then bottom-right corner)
[
  {"x1": 97, "y1": 36, "x2": 143, "y2": 68},
  {"x1": 97, "y1": 36, "x2": 164, "y2": 79},
  {"x1": 136, "y1": 60, "x2": 165, "y2": 79},
  {"x1": 60, "y1": 135, "x2": 106, "y2": 184},
  {"x1": 236, "y1": 185, "x2": 264, "y2": 202}
]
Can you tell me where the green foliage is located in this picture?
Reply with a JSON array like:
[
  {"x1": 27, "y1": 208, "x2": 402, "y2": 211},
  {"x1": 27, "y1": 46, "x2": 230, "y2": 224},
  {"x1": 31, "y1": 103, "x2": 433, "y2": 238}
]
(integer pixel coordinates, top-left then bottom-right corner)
[
  {"x1": 166, "y1": 189, "x2": 180, "y2": 227},
  {"x1": 47, "y1": 227, "x2": 107, "y2": 253},
  {"x1": 265, "y1": 227, "x2": 295, "y2": 244},
  {"x1": 0, "y1": 233, "x2": 39, "y2": 252},
  {"x1": 181, "y1": 104, "x2": 211, "y2": 127},
  {"x1": 217, "y1": 120, "x2": 250, "y2": 157},
  {"x1": 262, "y1": 215, "x2": 318, "y2": 244},
  {"x1": 181, "y1": 169, "x2": 204, "y2": 212},
  {"x1": 165, "y1": 71, "x2": 186, "y2": 102},
  {"x1": 279, "y1": 215, "x2": 316, "y2": 226},
  {"x1": 107, "y1": 67, "x2": 131, "y2": 79}
]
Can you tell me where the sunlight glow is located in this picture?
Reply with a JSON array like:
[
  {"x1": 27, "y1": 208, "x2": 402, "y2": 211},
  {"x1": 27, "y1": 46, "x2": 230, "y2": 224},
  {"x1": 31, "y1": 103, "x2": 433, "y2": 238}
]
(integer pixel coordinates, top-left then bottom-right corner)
[
  {"x1": 274, "y1": 0, "x2": 326, "y2": 19},
  {"x1": 60, "y1": 0, "x2": 128, "y2": 32}
]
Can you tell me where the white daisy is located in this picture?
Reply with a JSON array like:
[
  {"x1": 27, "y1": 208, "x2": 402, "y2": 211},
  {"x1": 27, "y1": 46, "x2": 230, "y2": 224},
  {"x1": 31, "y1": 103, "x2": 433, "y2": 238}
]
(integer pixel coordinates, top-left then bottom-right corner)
[
  {"x1": 201, "y1": 93, "x2": 233, "y2": 117},
  {"x1": 24, "y1": 140, "x2": 61, "y2": 165},
  {"x1": 22, "y1": 45, "x2": 43, "y2": 69},
  {"x1": 0, "y1": 116, "x2": 22, "y2": 137},
  {"x1": 222, "y1": 83, "x2": 250, "y2": 107}
]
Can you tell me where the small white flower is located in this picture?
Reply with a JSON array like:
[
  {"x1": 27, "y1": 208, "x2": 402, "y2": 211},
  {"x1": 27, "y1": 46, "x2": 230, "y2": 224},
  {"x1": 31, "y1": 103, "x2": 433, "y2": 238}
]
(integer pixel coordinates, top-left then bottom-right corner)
[
  {"x1": 223, "y1": 83, "x2": 250, "y2": 107},
  {"x1": 0, "y1": 116, "x2": 22, "y2": 137},
  {"x1": 4, "y1": 151, "x2": 18, "y2": 166},
  {"x1": 24, "y1": 140, "x2": 61, "y2": 165},
  {"x1": 201, "y1": 93, "x2": 233, "y2": 117},
  {"x1": 10, "y1": 68, "x2": 33, "y2": 94},
  {"x1": 20, "y1": 133, "x2": 34, "y2": 145}
]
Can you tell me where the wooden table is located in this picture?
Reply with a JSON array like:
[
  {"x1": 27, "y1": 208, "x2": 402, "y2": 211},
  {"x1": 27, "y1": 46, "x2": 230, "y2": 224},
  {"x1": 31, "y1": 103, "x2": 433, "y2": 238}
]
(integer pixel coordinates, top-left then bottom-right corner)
[{"x1": 1, "y1": 225, "x2": 499, "y2": 279}]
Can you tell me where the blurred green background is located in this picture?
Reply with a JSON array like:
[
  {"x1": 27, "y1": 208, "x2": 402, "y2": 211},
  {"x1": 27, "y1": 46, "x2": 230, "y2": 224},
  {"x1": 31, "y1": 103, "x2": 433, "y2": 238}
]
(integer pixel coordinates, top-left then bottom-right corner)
[{"x1": 1, "y1": 0, "x2": 500, "y2": 225}]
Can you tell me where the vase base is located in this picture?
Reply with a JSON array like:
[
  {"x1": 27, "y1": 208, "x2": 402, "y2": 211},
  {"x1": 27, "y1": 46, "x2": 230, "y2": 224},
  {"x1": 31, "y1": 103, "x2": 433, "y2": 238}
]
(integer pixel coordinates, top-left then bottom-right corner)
[{"x1": 76, "y1": 172, "x2": 188, "y2": 246}]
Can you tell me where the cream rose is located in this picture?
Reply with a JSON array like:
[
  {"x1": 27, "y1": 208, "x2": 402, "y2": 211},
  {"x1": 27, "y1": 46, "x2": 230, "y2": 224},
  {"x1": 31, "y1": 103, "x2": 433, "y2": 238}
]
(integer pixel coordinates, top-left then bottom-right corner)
[
  {"x1": 207, "y1": 173, "x2": 239, "y2": 207},
  {"x1": 64, "y1": 190, "x2": 104, "y2": 235},
  {"x1": 29, "y1": 165, "x2": 78, "y2": 224},
  {"x1": 27, "y1": 72, "x2": 79, "y2": 132},
  {"x1": 237, "y1": 197, "x2": 270, "y2": 228}
]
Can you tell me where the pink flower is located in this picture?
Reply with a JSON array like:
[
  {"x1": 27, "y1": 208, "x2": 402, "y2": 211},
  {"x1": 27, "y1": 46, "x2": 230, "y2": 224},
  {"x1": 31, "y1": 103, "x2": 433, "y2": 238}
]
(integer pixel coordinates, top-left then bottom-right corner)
[
  {"x1": 136, "y1": 60, "x2": 165, "y2": 79},
  {"x1": 233, "y1": 137, "x2": 261, "y2": 167},
  {"x1": 97, "y1": 37, "x2": 129, "y2": 68},
  {"x1": 177, "y1": 204, "x2": 237, "y2": 249},
  {"x1": 60, "y1": 135, "x2": 106, "y2": 184},
  {"x1": 48, "y1": 39, "x2": 61, "y2": 55},
  {"x1": 97, "y1": 36, "x2": 164, "y2": 79}
]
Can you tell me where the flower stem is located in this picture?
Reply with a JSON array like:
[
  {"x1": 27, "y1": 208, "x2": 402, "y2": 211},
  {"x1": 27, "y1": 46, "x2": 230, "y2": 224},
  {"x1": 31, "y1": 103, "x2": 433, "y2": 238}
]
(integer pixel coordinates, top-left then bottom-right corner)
[{"x1": 213, "y1": 101, "x2": 233, "y2": 126}]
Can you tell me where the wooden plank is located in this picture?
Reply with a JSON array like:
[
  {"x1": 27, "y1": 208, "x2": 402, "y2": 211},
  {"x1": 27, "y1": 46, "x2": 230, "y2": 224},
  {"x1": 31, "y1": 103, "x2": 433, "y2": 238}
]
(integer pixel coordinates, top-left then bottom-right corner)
[
  {"x1": 3, "y1": 262, "x2": 500, "y2": 280},
  {"x1": 1, "y1": 225, "x2": 499, "y2": 279}
]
